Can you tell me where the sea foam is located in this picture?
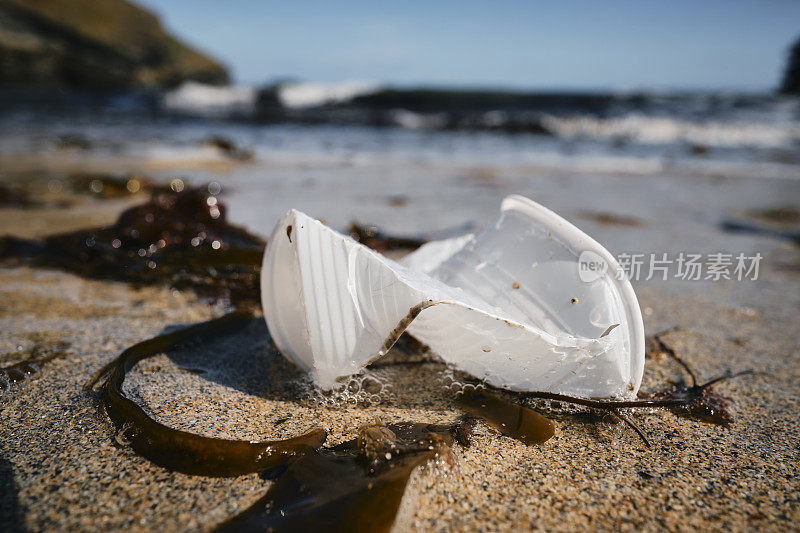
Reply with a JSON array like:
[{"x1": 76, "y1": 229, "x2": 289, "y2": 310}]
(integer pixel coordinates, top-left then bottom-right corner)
[
  {"x1": 163, "y1": 82, "x2": 256, "y2": 116},
  {"x1": 277, "y1": 80, "x2": 381, "y2": 109}
]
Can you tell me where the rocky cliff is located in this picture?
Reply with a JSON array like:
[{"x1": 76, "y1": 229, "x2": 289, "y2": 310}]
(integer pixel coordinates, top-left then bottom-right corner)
[
  {"x1": 0, "y1": 0, "x2": 227, "y2": 89},
  {"x1": 780, "y1": 36, "x2": 800, "y2": 95}
]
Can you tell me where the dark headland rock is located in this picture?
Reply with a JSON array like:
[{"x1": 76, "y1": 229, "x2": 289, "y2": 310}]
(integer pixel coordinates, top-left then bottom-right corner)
[
  {"x1": 780, "y1": 35, "x2": 800, "y2": 95},
  {"x1": 0, "y1": 0, "x2": 227, "y2": 89}
]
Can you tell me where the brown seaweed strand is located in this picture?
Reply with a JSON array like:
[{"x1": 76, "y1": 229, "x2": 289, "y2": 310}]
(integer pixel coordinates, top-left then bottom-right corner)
[
  {"x1": 517, "y1": 390, "x2": 687, "y2": 409},
  {"x1": 84, "y1": 312, "x2": 327, "y2": 477},
  {"x1": 214, "y1": 423, "x2": 455, "y2": 532},
  {"x1": 608, "y1": 408, "x2": 651, "y2": 448},
  {"x1": 652, "y1": 327, "x2": 697, "y2": 386},
  {"x1": 1, "y1": 345, "x2": 69, "y2": 399}
]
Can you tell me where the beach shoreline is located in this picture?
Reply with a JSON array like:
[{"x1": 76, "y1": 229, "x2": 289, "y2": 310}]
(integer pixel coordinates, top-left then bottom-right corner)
[{"x1": 1, "y1": 143, "x2": 799, "y2": 531}]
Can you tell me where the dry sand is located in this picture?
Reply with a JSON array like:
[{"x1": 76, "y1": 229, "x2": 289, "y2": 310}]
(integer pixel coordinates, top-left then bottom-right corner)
[{"x1": 1, "y1": 156, "x2": 799, "y2": 532}]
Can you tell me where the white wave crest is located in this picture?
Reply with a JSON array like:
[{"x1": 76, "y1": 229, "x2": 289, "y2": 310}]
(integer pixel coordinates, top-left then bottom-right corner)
[
  {"x1": 278, "y1": 80, "x2": 380, "y2": 109},
  {"x1": 163, "y1": 82, "x2": 256, "y2": 115},
  {"x1": 541, "y1": 113, "x2": 800, "y2": 149}
]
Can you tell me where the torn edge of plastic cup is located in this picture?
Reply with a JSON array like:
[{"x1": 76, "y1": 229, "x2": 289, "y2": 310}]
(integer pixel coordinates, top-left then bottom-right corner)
[{"x1": 261, "y1": 195, "x2": 645, "y2": 399}]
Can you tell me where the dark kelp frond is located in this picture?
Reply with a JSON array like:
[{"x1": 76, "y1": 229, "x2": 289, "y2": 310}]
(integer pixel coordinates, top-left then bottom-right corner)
[
  {"x1": 215, "y1": 422, "x2": 456, "y2": 533},
  {"x1": 457, "y1": 390, "x2": 555, "y2": 445},
  {"x1": 84, "y1": 311, "x2": 327, "y2": 477},
  {"x1": 1, "y1": 343, "x2": 69, "y2": 401},
  {"x1": 2, "y1": 187, "x2": 266, "y2": 307}
]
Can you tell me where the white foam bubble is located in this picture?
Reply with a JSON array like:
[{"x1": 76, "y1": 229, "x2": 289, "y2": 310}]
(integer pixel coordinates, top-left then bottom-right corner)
[{"x1": 301, "y1": 368, "x2": 396, "y2": 408}]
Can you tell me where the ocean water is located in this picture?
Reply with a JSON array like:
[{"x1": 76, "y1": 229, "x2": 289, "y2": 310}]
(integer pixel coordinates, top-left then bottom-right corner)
[
  {"x1": 2, "y1": 82, "x2": 799, "y2": 175},
  {"x1": 1, "y1": 83, "x2": 798, "y2": 247},
  {"x1": 1, "y1": 85, "x2": 799, "y2": 314}
]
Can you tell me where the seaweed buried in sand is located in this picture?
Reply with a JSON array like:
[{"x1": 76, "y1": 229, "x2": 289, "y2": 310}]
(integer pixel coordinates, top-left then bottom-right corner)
[{"x1": 1, "y1": 343, "x2": 69, "y2": 401}]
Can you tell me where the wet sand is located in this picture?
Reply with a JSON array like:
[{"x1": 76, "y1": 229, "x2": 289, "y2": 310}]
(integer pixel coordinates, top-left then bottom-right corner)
[{"x1": 1, "y1": 153, "x2": 799, "y2": 531}]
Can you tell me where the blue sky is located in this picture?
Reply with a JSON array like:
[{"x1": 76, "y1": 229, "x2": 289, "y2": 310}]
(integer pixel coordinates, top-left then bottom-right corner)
[{"x1": 139, "y1": 0, "x2": 800, "y2": 91}]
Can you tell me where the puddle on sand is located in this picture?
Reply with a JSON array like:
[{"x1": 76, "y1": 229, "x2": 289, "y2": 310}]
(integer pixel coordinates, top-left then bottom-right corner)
[
  {"x1": 215, "y1": 422, "x2": 457, "y2": 533},
  {"x1": 457, "y1": 390, "x2": 555, "y2": 445},
  {"x1": 83, "y1": 312, "x2": 327, "y2": 476}
]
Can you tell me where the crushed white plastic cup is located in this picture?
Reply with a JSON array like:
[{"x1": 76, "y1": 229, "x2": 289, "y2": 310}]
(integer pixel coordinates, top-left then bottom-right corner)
[{"x1": 261, "y1": 195, "x2": 645, "y2": 399}]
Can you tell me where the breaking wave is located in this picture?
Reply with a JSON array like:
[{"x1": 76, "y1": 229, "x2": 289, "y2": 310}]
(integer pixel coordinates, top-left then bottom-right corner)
[
  {"x1": 153, "y1": 83, "x2": 800, "y2": 150},
  {"x1": 277, "y1": 80, "x2": 381, "y2": 109},
  {"x1": 163, "y1": 82, "x2": 256, "y2": 116},
  {"x1": 540, "y1": 113, "x2": 800, "y2": 149}
]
